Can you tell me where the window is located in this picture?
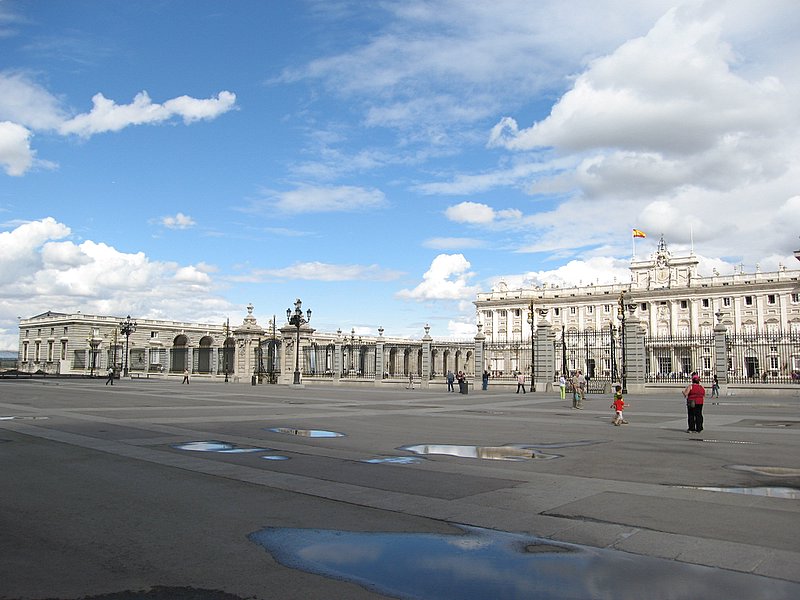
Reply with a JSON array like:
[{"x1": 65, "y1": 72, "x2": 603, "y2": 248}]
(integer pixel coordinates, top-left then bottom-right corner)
[
  {"x1": 767, "y1": 294, "x2": 776, "y2": 305},
  {"x1": 34, "y1": 341, "x2": 41, "y2": 362},
  {"x1": 680, "y1": 300, "x2": 688, "y2": 309},
  {"x1": 64, "y1": 327, "x2": 68, "y2": 335},
  {"x1": 554, "y1": 308, "x2": 560, "y2": 316},
  {"x1": 723, "y1": 297, "x2": 731, "y2": 307},
  {"x1": 604, "y1": 304, "x2": 611, "y2": 313},
  {"x1": 701, "y1": 299, "x2": 710, "y2": 308},
  {"x1": 150, "y1": 331, "x2": 159, "y2": 339},
  {"x1": 91, "y1": 327, "x2": 99, "y2": 337},
  {"x1": 61, "y1": 340, "x2": 67, "y2": 360},
  {"x1": 570, "y1": 306, "x2": 577, "y2": 315},
  {"x1": 22, "y1": 341, "x2": 29, "y2": 362},
  {"x1": 47, "y1": 341, "x2": 54, "y2": 361},
  {"x1": 50, "y1": 327, "x2": 55, "y2": 336},
  {"x1": 744, "y1": 296, "x2": 753, "y2": 306},
  {"x1": 640, "y1": 303, "x2": 647, "y2": 311},
  {"x1": 791, "y1": 293, "x2": 800, "y2": 303},
  {"x1": 586, "y1": 306, "x2": 593, "y2": 314}
]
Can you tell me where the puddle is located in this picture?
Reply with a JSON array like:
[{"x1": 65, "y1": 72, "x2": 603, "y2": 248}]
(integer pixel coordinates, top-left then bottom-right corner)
[
  {"x1": 267, "y1": 428, "x2": 344, "y2": 438},
  {"x1": 0, "y1": 416, "x2": 49, "y2": 420},
  {"x1": 690, "y1": 439, "x2": 756, "y2": 444},
  {"x1": 361, "y1": 456, "x2": 425, "y2": 465},
  {"x1": 172, "y1": 441, "x2": 271, "y2": 453},
  {"x1": 261, "y1": 455, "x2": 290, "y2": 461},
  {"x1": 755, "y1": 421, "x2": 798, "y2": 428},
  {"x1": 248, "y1": 524, "x2": 800, "y2": 600},
  {"x1": 687, "y1": 486, "x2": 800, "y2": 499},
  {"x1": 727, "y1": 465, "x2": 800, "y2": 477},
  {"x1": 399, "y1": 444, "x2": 559, "y2": 461}
]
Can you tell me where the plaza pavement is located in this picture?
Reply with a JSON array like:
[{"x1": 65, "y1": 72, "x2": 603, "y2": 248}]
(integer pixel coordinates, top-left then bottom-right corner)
[{"x1": 1, "y1": 378, "x2": 799, "y2": 599}]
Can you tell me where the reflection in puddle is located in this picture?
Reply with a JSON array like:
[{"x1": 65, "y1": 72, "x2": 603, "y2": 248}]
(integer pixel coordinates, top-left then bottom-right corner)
[
  {"x1": 267, "y1": 428, "x2": 344, "y2": 438},
  {"x1": 172, "y1": 441, "x2": 270, "y2": 453},
  {"x1": 727, "y1": 465, "x2": 800, "y2": 477},
  {"x1": 399, "y1": 444, "x2": 559, "y2": 461},
  {"x1": 690, "y1": 439, "x2": 756, "y2": 444},
  {"x1": 249, "y1": 524, "x2": 800, "y2": 600},
  {"x1": 362, "y1": 456, "x2": 424, "y2": 465},
  {"x1": 0, "y1": 416, "x2": 49, "y2": 420},
  {"x1": 687, "y1": 486, "x2": 799, "y2": 499},
  {"x1": 261, "y1": 455, "x2": 290, "y2": 461}
]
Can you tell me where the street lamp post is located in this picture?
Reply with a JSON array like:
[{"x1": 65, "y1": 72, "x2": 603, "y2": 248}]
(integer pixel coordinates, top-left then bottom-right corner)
[
  {"x1": 119, "y1": 315, "x2": 137, "y2": 377},
  {"x1": 617, "y1": 290, "x2": 634, "y2": 393},
  {"x1": 87, "y1": 335, "x2": 98, "y2": 377},
  {"x1": 286, "y1": 298, "x2": 311, "y2": 385}
]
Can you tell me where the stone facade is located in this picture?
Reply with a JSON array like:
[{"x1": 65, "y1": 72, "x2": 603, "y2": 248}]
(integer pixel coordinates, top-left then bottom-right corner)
[{"x1": 475, "y1": 237, "x2": 800, "y2": 341}]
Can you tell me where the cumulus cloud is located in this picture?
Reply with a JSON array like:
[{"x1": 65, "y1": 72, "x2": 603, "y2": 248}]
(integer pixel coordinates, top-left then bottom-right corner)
[
  {"x1": 161, "y1": 212, "x2": 196, "y2": 230},
  {"x1": 397, "y1": 253, "x2": 480, "y2": 301},
  {"x1": 0, "y1": 218, "x2": 234, "y2": 349},
  {"x1": 491, "y1": 256, "x2": 633, "y2": 291},
  {"x1": 267, "y1": 185, "x2": 388, "y2": 213},
  {"x1": 0, "y1": 121, "x2": 35, "y2": 176}
]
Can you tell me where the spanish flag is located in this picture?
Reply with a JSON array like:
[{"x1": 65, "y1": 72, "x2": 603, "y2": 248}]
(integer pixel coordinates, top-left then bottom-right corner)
[{"x1": 632, "y1": 229, "x2": 646, "y2": 238}]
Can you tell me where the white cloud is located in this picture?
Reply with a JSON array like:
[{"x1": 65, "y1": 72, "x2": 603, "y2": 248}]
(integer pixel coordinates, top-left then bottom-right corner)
[
  {"x1": 268, "y1": 185, "x2": 388, "y2": 213},
  {"x1": 59, "y1": 90, "x2": 237, "y2": 137},
  {"x1": 236, "y1": 261, "x2": 403, "y2": 282},
  {"x1": 0, "y1": 121, "x2": 34, "y2": 176},
  {"x1": 397, "y1": 253, "x2": 480, "y2": 301},
  {"x1": 444, "y1": 201, "x2": 522, "y2": 225},
  {"x1": 0, "y1": 71, "x2": 67, "y2": 130},
  {"x1": 161, "y1": 212, "x2": 196, "y2": 230},
  {"x1": 491, "y1": 256, "x2": 633, "y2": 291},
  {"x1": 0, "y1": 73, "x2": 237, "y2": 175},
  {"x1": 0, "y1": 218, "x2": 234, "y2": 349},
  {"x1": 423, "y1": 237, "x2": 487, "y2": 250}
]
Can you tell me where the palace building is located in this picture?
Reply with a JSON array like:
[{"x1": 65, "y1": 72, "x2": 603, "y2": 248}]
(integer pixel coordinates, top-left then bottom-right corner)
[{"x1": 475, "y1": 237, "x2": 800, "y2": 341}]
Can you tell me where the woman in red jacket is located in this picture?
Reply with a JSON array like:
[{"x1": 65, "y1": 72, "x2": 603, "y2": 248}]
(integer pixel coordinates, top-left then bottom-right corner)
[{"x1": 682, "y1": 374, "x2": 705, "y2": 433}]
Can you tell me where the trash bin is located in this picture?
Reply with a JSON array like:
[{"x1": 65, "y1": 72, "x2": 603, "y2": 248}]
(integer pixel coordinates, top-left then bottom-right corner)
[
  {"x1": 251, "y1": 375, "x2": 257, "y2": 386},
  {"x1": 459, "y1": 380, "x2": 468, "y2": 394}
]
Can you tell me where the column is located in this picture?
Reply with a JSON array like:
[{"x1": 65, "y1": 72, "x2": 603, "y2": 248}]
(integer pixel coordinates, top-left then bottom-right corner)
[
  {"x1": 624, "y1": 316, "x2": 646, "y2": 392},
  {"x1": 421, "y1": 325, "x2": 432, "y2": 389},
  {"x1": 473, "y1": 325, "x2": 485, "y2": 390},
  {"x1": 713, "y1": 321, "x2": 728, "y2": 392},
  {"x1": 535, "y1": 320, "x2": 555, "y2": 392},
  {"x1": 374, "y1": 338, "x2": 384, "y2": 386}
]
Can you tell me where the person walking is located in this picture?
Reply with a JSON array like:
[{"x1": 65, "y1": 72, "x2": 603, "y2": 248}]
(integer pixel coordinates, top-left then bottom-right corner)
[
  {"x1": 182, "y1": 368, "x2": 190, "y2": 385},
  {"x1": 682, "y1": 374, "x2": 705, "y2": 433},
  {"x1": 446, "y1": 370, "x2": 455, "y2": 392},
  {"x1": 482, "y1": 370, "x2": 490, "y2": 391},
  {"x1": 611, "y1": 385, "x2": 628, "y2": 425},
  {"x1": 105, "y1": 366, "x2": 114, "y2": 386},
  {"x1": 711, "y1": 374, "x2": 719, "y2": 398},
  {"x1": 558, "y1": 373, "x2": 566, "y2": 400},
  {"x1": 571, "y1": 370, "x2": 585, "y2": 409},
  {"x1": 407, "y1": 372, "x2": 414, "y2": 390},
  {"x1": 516, "y1": 371, "x2": 526, "y2": 394}
]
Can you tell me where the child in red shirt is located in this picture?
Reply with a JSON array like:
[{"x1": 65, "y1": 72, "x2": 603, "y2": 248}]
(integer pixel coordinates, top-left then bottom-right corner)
[{"x1": 611, "y1": 385, "x2": 628, "y2": 425}]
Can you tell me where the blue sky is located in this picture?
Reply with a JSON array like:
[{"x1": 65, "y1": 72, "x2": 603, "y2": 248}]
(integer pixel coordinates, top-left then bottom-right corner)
[{"x1": 1, "y1": 0, "x2": 799, "y2": 349}]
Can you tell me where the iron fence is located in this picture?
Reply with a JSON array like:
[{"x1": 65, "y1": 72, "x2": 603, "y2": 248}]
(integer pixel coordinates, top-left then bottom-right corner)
[
  {"x1": 644, "y1": 333, "x2": 714, "y2": 383},
  {"x1": 557, "y1": 328, "x2": 616, "y2": 393},
  {"x1": 726, "y1": 331, "x2": 800, "y2": 384}
]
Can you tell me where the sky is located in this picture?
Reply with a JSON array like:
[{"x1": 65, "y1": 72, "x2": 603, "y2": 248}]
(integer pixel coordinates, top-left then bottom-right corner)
[{"x1": 1, "y1": 0, "x2": 799, "y2": 350}]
